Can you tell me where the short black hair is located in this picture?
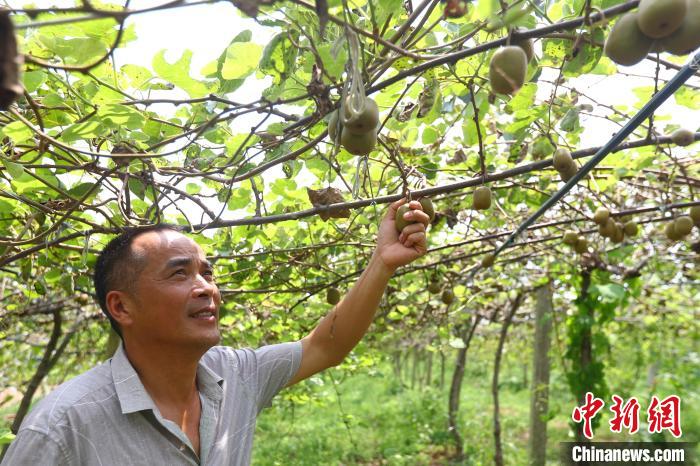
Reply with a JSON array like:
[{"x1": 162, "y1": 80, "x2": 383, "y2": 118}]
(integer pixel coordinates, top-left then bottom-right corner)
[{"x1": 94, "y1": 224, "x2": 184, "y2": 337}]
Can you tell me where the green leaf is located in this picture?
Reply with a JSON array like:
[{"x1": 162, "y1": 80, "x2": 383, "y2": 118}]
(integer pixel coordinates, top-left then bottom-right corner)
[
  {"x1": 23, "y1": 70, "x2": 46, "y2": 92},
  {"x1": 2, "y1": 160, "x2": 26, "y2": 179},
  {"x1": 0, "y1": 121, "x2": 33, "y2": 144},
  {"x1": 674, "y1": 86, "x2": 700, "y2": 110},
  {"x1": 61, "y1": 119, "x2": 106, "y2": 143},
  {"x1": 258, "y1": 32, "x2": 299, "y2": 85},
  {"x1": 222, "y1": 42, "x2": 263, "y2": 80},
  {"x1": 152, "y1": 50, "x2": 211, "y2": 98}
]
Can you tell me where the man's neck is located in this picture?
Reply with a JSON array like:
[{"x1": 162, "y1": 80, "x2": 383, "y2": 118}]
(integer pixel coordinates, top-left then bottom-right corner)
[{"x1": 121, "y1": 340, "x2": 203, "y2": 407}]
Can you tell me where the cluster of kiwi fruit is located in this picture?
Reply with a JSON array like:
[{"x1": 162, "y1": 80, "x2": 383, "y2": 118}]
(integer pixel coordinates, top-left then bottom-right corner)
[
  {"x1": 328, "y1": 96, "x2": 379, "y2": 156},
  {"x1": 604, "y1": 0, "x2": 700, "y2": 66},
  {"x1": 552, "y1": 148, "x2": 578, "y2": 182},
  {"x1": 562, "y1": 230, "x2": 590, "y2": 253},
  {"x1": 664, "y1": 206, "x2": 700, "y2": 240},
  {"x1": 593, "y1": 207, "x2": 639, "y2": 244},
  {"x1": 427, "y1": 277, "x2": 456, "y2": 304},
  {"x1": 489, "y1": 32, "x2": 535, "y2": 95},
  {"x1": 394, "y1": 198, "x2": 436, "y2": 232}
]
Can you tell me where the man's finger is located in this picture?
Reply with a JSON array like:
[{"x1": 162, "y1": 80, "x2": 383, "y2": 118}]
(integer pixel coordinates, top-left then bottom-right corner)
[
  {"x1": 404, "y1": 231, "x2": 426, "y2": 249},
  {"x1": 402, "y1": 208, "x2": 430, "y2": 226},
  {"x1": 399, "y1": 222, "x2": 426, "y2": 237}
]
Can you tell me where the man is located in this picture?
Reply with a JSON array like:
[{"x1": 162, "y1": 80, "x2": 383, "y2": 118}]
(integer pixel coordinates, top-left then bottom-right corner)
[{"x1": 1, "y1": 198, "x2": 430, "y2": 465}]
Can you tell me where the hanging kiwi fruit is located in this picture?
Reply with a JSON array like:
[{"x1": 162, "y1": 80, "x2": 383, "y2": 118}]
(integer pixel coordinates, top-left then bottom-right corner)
[
  {"x1": 472, "y1": 186, "x2": 492, "y2": 210},
  {"x1": 660, "y1": 0, "x2": 700, "y2": 54},
  {"x1": 428, "y1": 278, "x2": 442, "y2": 294},
  {"x1": 489, "y1": 46, "x2": 528, "y2": 95},
  {"x1": 563, "y1": 230, "x2": 579, "y2": 245},
  {"x1": 444, "y1": 0, "x2": 468, "y2": 18},
  {"x1": 329, "y1": 96, "x2": 380, "y2": 156},
  {"x1": 441, "y1": 289, "x2": 455, "y2": 305},
  {"x1": 623, "y1": 220, "x2": 639, "y2": 237},
  {"x1": 593, "y1": 207, "x2": 611, "y2": 225},
  {"x1": 690, "y1": 205, "x2": 700, "y2": 225},
  {"x1": 674, "y1": 216, "x2": 694, "y2": 236},
  {"x1": 327, "y1": 287, "x2": 341, "y2": 305},
  {"x1": 604, "y1": 12, "x2": 654, "y2": 66},
  {"x1": 637, "y1": 0, "x2": 687, "y2": 39},
  {"x1": 671, "y1": 128, "x2": 695, "y2": 146},
  {"x1": 574, "y1": 237, "x2": 589, "y2": 254},
  {"x1": 481, "y1": 253, "x2": 495, "y2": 268}
]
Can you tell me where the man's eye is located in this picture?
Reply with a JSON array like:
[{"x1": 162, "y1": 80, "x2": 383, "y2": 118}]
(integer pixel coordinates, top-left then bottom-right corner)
[{"x1": 174, "y1": 269, "x2": 187, "y2": 275}]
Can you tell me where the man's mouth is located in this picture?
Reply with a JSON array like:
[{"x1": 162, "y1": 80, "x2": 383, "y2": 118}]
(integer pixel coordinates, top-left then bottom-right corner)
[{"x1": 190, "y1": 307, "x2": 216, "y2": 321}]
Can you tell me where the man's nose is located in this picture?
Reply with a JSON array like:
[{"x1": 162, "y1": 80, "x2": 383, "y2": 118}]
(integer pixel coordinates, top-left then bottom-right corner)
[{"x1": 192, "y1": 274, "x2": 216, "y2": 297}]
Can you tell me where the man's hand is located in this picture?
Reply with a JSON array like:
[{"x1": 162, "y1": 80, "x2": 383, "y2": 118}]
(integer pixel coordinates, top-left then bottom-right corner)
[{"x1": 373, "y1": 198, "x2": 430, "y2": 271}]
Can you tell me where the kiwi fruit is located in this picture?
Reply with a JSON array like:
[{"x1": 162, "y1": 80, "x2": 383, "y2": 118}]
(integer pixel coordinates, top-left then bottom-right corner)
[
  {"x1": 328, "y1": 110, "x2": 340, "y2": 141},
  {"x1": 444, "y1": 0, "x2": 468, "y2": 18},
  {"x1": 428, "y1": 280, "x2": 442, "y2": 294},
  {"x1": 327, "y1": 287, "x2": 341, "y2": 305},
  {"x1": 481, "y1": 253, "x2": 495, "y2": 268},
  {"x1": 665, "y1": 221, "x2": 682, "y2": 240},
  {"x1": 611, "y1": 224, "x2": 625, "y2": 243},
  {"x1": 637, "y1": 0, "x2": 687, "y2": 39},
  {"x1": 342, "y1": 97, "x2": 379, "y2": 135},
  {"x1": 489, "y1": 46, "x2": 528, "y2": 95},
  {"x1": 574, "y1": 237, "x2": 589, "y2": 254},
  {"x1": 559, "y1": 162, "x2": 578, "y2": 182},
  {"x1": 623, "y1": 220, "x2": 639, "y2": 237},
  {"x1": 395, "y1": 204, "x2": 413, "y2": 232},
  {"x1": 472, "y1": 186, "x2": 492, "y2": 210},
  {"x1": 563, "y1": 230, "x2": 579, "y2": 245},
  {"x1": 674, "y1": 216, "x2": 694, "y2": 236},
  {"x1": 441, "y1": 289, "x2": 455, "y2": 305},
  {"x1": 661, "y1": 0, "x2": 700, "y2": 54},
  {"x1": 604, "y1": 12, "x2": 654, "y2": 66},
  {"x1": 601, "y1": 218, "x2": 617, "y2": 238},
  {"x1": 395, "y1": 200, "x2": 434, "y2": 232},
  {"x1": 552, "y1": 148, "x2": 574, "y2": 172},
  {"x1": 670, "y1": 128, "x2": 695, "y2": 146},
  {"x1": 690, "y1": 206, "x2": 700, "y2": 225},
  {"x1": 418, "y1": 198, "x2": 436, "y2": 223},
  {"x1": 341, "y1": 127, "x2": 376, "y2": 155},
  {"x1": 593, "y1": 207, "x2": 610, "y2": 225}
]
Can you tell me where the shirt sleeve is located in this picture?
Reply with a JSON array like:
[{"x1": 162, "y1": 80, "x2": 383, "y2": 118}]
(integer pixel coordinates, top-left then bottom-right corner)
[
  {"x1": 253, "y1": 341, "x2": 303, "y2": 413},
  {"x1": 0, "y1": 429, "x2": 72, "y2": 466}
]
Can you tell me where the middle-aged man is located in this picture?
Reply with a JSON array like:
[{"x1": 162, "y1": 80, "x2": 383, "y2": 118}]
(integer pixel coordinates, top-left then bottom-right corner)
[{"x1": 1, "y1": 198, "x2": 431, "y2": 465}]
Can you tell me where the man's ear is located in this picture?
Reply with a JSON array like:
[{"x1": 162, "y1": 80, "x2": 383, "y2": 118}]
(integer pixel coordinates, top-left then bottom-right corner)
[{"x1": 106, "y1": 290, "x2": 136, "y2": 328}]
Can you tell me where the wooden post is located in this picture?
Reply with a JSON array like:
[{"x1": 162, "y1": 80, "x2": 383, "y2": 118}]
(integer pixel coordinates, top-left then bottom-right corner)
[{"x1": 529, "y1": 284, "x2": 553, "y2": 466}]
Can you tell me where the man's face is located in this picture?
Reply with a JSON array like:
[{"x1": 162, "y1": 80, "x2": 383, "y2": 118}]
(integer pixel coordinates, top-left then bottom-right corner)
[{"x1": 121, "y1": 230, "x2": 222, "y2": 350}]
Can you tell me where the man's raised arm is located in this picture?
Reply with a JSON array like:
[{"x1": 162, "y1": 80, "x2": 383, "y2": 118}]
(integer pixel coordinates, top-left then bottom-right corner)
[{"x1": 286, "y1": 198, "x2": 430, "y2": 386}]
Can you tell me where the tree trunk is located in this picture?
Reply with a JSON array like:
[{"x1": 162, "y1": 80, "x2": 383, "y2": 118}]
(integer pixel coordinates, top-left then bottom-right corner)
[
  {"x1": 576, "y1": 269, "x2": 593, "y2": 442},
  {"x1": 440, "y1": 350, "x2": 445, "y2": 389},
  {"x1": 1, "y1": 309, "x2": 75, "y2": 462},
  {"x1": 529, "y1": 284, "x2": 553, "y2": 466},
  {"x1": 493, "y1": 294, "x2": 524, "y2": 466},
  {"x1": 448, "y1": 315, "x2": 481, "y2": 460},
  {"x1": 425, "y1": 351, "x2": 433, "y2": 386},
  {"x1": 411, "y1": 346, "x2": 418, "y2": 389}
]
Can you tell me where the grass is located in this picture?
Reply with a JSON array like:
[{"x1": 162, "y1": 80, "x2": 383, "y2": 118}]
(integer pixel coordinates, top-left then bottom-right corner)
[{"x1": 253, "y1": 355, "x2": 699, "y2": 465}]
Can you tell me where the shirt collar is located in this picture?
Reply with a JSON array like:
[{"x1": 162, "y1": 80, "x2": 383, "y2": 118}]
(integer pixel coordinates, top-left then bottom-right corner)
[{"x1": 111, "y1": 342, "x2": 224, "y2": 415}]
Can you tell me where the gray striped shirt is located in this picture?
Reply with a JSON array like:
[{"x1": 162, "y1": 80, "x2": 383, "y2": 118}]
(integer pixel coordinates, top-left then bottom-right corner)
[{"x1": 1, "y1": 340, "x2": 302, "y2": 465}]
